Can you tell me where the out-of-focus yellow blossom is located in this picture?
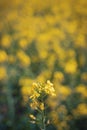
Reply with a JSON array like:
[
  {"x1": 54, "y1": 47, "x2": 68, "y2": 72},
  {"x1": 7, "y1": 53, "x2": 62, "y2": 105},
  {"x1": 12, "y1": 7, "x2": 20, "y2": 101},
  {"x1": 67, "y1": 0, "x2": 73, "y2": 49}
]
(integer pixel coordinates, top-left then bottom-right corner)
[
  {"x1": 20, "y1": 78, "x2": 34, "y2": 102},
  {"x1": 21, "y1": 86, "x2": 32, "y2": 96},
  {"x1": 17, "y1": 50, "x2": 31, "y2": 67},
  {"x1": 54, "y1": 71, "x2": 64, "y2": 82},
  {"x1": 58, "y1": 85, "x2": 72, "y2": 99},
  {"x1": 60, "y1": 121, "x2": 69, "y2": 130},
  {"x1": 45, "y1": 15, "x2": 56, "y2": 26},
  {"x1": 47, "y1": 96, "x2": 58, "y2": 109},
  {"x1": 64, "y1": 59, "x2": 77, "y2": 74},
  {"x1": 0, "y1": 50, "x2": 8, "y2": 63},
  {"x1": 50, "y1": 111, "x2": 59, "y2": 126},
  {"x1": 36, "y1": 33, "x2": 51, "y2": 45},
  {"x1": 36, "y1": 75, "x2": 46, "y2": 83},
  {"x1": 37, "y1": 70, "x2": 51, "y2": 81},
  {"x1": 62, "y1": 21, "x2": 77, "y2": 34},
  {"x1": 73, "y1": 103, "x2": 87, "y2": 116},
  {"x1": 39, "y1": 50, "x2": 48, "y2": 59},
  {"x1": 46, "y1": 54, "x2": 56, "y2": 69},
  {"x1": 52, "y1": 42, "x2": 60, "y2": 53},
  {"x1": 53, "y1": 46, "x2": 66, "y2": 63},
  {"x1": 75, "y1": 84, "x2": 87, "y2": 98},
  {"x1": 19, "y1": 78, "x2": 33, "y2": 86},
  {"x1": 6, "y1": 11, "x2": 18, "y2": 21},
  {"x1": 66, "y1": 49, "x2": 76, "y2": 58},
  {"x1": 75, "y1": 0, "x2": 87, "y2": 15},
  {"x1": 36, "y1": 72, "x2": 51, "y2": 85},
  {"x1": 81, "y1": 72, "x2": 87, "y2": 81},
  {"x1": 50, "y1": 107, "x2": 69, "y2": 130},
  {"x1": 50, "y1": 29, "x2": 65, "y2": 41},
  {"x1": 21, "y1": 86, "x2": 32, "y2": 102},
  {"x1": 36, "y1": 42, "x2": 49, "y2": 59},
  {"x1": 21, "y1": 6, "x2": 34, "y2": 16},
  {"x1": 75, "y1": 34, "x2": 86, "y2": 48},
  {"x1": 1, "y1": 35, "x2": 11, "y2": 48},
  {"x1": 20, "y1": 81, "x2": 32, "y2": 103},
  {"x1": 19, "y1": 39, "x2": 28, "y2": 49},
  {"x1": 0, "y1": 67, "x2": 7, "y2": 80}
]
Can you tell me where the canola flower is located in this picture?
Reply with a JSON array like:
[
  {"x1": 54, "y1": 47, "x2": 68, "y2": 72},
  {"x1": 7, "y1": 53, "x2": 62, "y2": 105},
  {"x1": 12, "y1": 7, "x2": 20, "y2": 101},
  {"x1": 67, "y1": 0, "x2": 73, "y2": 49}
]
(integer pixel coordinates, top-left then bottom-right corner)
[
  {"x1": 0, "y1": 0, "x2": 87, "y2": 129},
  {"x1": 29, "y1": 80, "x2": 56, "y2": 130},
  {"x1": 30, "y1": 80, "x2": 56, "y2": 100}
]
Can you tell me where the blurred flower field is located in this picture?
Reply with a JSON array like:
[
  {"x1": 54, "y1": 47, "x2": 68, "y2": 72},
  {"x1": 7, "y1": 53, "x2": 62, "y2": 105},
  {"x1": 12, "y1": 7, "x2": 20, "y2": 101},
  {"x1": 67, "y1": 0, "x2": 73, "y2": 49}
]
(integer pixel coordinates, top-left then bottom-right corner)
[{"x1": 0, "y1": 0, "x2": 87, "y2": 130}]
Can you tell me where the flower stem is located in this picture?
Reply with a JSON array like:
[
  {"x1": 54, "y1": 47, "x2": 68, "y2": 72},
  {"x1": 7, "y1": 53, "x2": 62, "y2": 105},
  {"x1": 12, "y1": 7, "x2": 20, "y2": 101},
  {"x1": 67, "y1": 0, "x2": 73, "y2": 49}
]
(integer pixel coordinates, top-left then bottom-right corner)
[{"x1": 41, "y1": 103, "x2": 46, "y2": 130}]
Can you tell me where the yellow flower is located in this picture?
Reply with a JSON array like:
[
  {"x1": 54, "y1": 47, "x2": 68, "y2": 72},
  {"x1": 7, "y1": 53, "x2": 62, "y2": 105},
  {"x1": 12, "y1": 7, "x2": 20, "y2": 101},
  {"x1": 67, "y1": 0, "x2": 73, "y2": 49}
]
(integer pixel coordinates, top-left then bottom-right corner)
[
  {"x1": 81, "y1": 73, "x2": 87, "y2": 81},
  {"x1": 0, "y1": 50, "x2": 8, "y2": 63},
  {"x1": 29, "y1": 114, "x2": 36, "y2": 120},
  {"x1": 1, "y1": 35, "x2": 11, "y2": 48},
  {"x1": 77, "y1": 103, "x2": 87, "y2": 115},
  {"x1": 21, "y1": 86, "x2": 31, "y2": 96},
  {"x1": 64, "y1": 59, "x2": 77, "y2": 74},
  {"x1": 32, "y1": 82, "x2": 38, "y2": 89},
  {"x1": 44, "y1": 80, "x2": 56, "y2": 96},
  {"x1": 30, "y1": 101, "x2": 38, "y2": 110},
  {"x1": 47, "y1": 80, "x2": 53, "y2": 86},
  {"x1": 75, "y1": 34, "x2": 86, "y2": 48},
  {"x1": 73, "y1": 103, "x2": 87, "y2": 116},
  {"x1": 58, "y1": 85, "x2": 72, "y2": 99},
  {"x1": 30, "y1": 91, "x2": 40, "y2": 100},
  {"x1": 30, "y1": 80, "x2": 56, "y2": 101},
  {"x1": 75, "y1": 84, "x2": 87, "y2": 98},
  {"x1": 17, "y1": 50, "x2": 31, "y2": 67},
  {"x1": 19, "y1": 78, "x2": 33, "y2": 86},
  {"x1": 39, "y1": 103, "x2": 44, "y2": 111},
  {"x1": 54, "y1": 71, "x2": 64, "y2": 82},
  {"x1": 0, "y1": 67, "x2": 7, "y2": 80},
  {"x1": 19, "y1": 39, "x2": 28, "y2": 49}
]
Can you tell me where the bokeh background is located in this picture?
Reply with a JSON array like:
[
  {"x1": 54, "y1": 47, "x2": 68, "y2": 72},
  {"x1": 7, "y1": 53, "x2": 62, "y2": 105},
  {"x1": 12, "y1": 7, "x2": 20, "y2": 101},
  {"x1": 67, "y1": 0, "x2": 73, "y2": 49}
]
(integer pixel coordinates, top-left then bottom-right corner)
[{"x1": 0, "y1": 0, "x2": 87, "y2": 130}]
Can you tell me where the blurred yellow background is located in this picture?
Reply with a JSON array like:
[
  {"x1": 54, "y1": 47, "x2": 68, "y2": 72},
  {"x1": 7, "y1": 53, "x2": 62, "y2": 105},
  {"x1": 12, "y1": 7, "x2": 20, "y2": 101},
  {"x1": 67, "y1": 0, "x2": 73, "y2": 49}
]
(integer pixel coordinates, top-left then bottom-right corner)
[{"x1": 0, "y1": 0, "x2": 87, "y2": 130}]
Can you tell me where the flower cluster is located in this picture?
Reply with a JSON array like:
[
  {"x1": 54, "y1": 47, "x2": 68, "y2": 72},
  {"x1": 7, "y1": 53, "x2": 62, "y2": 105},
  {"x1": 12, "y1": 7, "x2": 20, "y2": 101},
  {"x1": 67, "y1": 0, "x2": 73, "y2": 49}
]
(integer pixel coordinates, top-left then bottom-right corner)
[
  {"x1": 30, "y1": 80, "x2": 56, "y2": 100},
  {"x1": 29, "y1": 80, "x2": 56, "y2": 130}
]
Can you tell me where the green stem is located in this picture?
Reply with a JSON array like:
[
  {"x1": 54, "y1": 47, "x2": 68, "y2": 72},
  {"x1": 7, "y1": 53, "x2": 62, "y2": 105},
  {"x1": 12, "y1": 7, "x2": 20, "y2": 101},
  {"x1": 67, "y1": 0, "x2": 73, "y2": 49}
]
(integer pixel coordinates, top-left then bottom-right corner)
[{"x1": 41, "y1": 103, "x2": 46, "y2": 130}]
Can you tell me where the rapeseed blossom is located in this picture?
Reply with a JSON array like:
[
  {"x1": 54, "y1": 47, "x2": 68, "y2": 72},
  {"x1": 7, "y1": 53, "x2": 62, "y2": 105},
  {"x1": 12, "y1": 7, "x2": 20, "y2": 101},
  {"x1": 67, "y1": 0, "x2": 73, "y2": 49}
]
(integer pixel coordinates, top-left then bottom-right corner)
[
  {"x1": 30, "y1": 80, "x2": 56, "y2": 100},
  {"x1": 29, "y1": 80, "x2": 56, "y2": 130}
]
